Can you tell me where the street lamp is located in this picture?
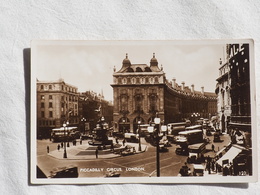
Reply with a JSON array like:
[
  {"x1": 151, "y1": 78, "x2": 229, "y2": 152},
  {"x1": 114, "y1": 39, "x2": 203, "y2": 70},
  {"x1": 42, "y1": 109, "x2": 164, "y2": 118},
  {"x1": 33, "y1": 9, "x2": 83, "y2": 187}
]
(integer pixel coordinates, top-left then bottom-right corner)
[
  {"x1": 63, "y1": 122, "x2": 67, "y2": 158},
  {"x1": 81, "y1": 117, "x2": 86, "y2": 134},
  {"x1": 138, "y1": 120, "x2": 141, "y2": 151},
  {"x1": 148, "y1": 117, "x2": 161, "y2": 177},
  {"x1": 161, "y1": 125, "x2": 167, "y2": 136},
  {"x1": 66, "y1": 121, "x2": 70, "y2": 147},
  {"x1": 122, "y1": 118, "x2": 126, "y2": 134}
]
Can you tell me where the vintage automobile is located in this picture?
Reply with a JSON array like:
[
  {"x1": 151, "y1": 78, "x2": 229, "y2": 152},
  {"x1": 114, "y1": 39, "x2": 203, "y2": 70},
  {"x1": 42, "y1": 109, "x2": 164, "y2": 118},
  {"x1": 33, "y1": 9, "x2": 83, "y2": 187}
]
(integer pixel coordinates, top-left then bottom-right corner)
[
  {"x1": 124, "y1": 133, "x2": 139, "y2": 143},
  {"x1": 121, "y1": 145, "x2": 136, "y2": 156},
  {"x1": 49, "y1": 165, "x2": 78, "y2": 178},
  {"x1": 159, "y1": 145, "x2": 169, "y2": 152},
  {"x1": 175, "y1": 145, "x2": 189, "y2": 156},
  {"x1": 159, "y1": 136, "x2": 171, "y2": 147},
  {"x1": 192, "y1": 164, "x2": 204, "y2": 176},
  {"x1": 213, "y1": 132, "x2": 223, "y2": 142}
]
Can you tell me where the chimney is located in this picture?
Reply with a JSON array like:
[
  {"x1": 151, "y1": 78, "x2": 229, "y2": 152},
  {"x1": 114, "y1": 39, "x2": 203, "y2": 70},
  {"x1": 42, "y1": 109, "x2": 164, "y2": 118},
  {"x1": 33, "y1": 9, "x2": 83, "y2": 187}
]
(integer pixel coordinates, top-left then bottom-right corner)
[
  {"x1": 201, "y1": 86, "x2": 204, "y2": 95},
  {"x1": 172, "y1": 78, "x2": 176, "y2": 89},
  {"x1": 181, "y1": 82, "x2": 185, "y2": 91},
  {"x1": 191, "y1": 84, "x2": 194, "y2": 94}
]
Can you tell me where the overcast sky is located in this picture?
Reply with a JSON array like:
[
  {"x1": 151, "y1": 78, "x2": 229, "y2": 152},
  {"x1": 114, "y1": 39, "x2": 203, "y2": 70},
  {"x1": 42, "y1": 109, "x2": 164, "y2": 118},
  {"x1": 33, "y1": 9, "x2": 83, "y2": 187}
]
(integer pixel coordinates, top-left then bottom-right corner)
[{"x1": 33, "y1": 40, "x2": 226, "y2": 101}]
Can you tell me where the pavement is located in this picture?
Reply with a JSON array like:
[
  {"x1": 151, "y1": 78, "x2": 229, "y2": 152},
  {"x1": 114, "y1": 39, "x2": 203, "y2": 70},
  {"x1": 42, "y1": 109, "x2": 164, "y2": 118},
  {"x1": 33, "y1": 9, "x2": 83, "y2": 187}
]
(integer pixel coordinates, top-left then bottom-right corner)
[{"x1": 48, "y1": 140, "x2": 147, "y2": 160}]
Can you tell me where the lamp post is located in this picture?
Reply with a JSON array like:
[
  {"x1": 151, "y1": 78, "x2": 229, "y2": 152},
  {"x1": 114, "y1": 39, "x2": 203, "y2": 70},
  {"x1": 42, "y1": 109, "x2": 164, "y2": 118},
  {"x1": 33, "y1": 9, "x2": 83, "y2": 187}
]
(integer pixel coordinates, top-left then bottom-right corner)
[
  {"x1": 81, "y1": 117, "x2": 86, "y2": 135},
  {"x1": 63, "y1": 122, "x2": 67, "y2": 158},
  {"x1": 148, "y1": 117, "x2": 161, "y2": 177},
  {"x1": 138, "y1": 120, "x2": 141, "y2": 151},
  {"x1": 122, "y1": 118, "x2": 125, "y2": 134},
  {"x1": 154, "y1": 117, "x2": 161, "y2": 177},
  {"x1": 66, "y1": 121, "x2": 70, "y2": 147}
]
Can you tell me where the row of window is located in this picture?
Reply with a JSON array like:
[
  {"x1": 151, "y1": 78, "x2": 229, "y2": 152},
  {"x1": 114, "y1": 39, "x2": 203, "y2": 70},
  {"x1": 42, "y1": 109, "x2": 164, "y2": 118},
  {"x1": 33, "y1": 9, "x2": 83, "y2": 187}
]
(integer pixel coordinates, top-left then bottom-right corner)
[
  {"x1": 38, "y1": 119, "x2": 56, "y2": 126},
  {"x1": 40, "y1": 95, "x2": 78, "y2": 102},
  {"x1": 40, "y1": 110, "x2": 79, "y2": 118},
  {"x1": 41, "y1": 102, "x2": 53, "y2": 108},
  {"x1": 61, "y1": 85, "x2": 77, "y2": 93},
  {"x1": 41, "y1": 111, "x2": 53, "y2": 118},
  {"x1": 39, "y1": 84, "x2": 77, "y2": 93},
  {"x1": 115, "y1": 76, "x2": 160, "y2": 85}
]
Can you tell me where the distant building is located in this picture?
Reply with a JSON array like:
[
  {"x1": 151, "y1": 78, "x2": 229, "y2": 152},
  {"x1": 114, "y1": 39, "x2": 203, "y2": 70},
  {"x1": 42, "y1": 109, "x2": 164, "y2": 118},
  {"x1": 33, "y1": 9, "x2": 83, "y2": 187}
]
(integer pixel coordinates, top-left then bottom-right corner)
[
  {"x1": 37, "y1": 79, "x2": 79, "y2": 138},
  {"x1": 215, "y1": 57, "x2": 232, "y2": 133},
  {"x1": 111, "y1": 54, "x2": 217, "y2": 133},
  {"x1": 78, "y1": 91, "x2": 113, "y2": 134}
]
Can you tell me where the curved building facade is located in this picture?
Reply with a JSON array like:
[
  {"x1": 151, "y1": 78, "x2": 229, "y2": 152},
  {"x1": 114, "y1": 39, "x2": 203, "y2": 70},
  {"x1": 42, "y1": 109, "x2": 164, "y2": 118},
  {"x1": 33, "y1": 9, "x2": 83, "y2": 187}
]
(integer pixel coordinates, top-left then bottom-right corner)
[{"x1": 111, "y1": 54, "x2": 217, "y2": 133}]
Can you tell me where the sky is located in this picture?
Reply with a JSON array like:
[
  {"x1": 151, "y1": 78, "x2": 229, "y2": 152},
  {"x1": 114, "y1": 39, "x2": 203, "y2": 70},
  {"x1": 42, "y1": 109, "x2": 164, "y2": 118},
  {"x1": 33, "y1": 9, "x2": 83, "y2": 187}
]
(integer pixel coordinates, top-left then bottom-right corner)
[{"x1": 33, "y1": 40, "x2": 227, "y2": 101}]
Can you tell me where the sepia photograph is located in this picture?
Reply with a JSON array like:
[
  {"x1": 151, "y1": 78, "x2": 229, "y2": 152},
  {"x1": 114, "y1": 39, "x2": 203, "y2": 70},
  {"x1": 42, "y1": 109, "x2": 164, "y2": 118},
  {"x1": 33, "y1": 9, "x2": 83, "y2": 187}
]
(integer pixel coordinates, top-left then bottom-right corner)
[{"x1": 30, "y1": 40, "x2": 256, "y2": 184}]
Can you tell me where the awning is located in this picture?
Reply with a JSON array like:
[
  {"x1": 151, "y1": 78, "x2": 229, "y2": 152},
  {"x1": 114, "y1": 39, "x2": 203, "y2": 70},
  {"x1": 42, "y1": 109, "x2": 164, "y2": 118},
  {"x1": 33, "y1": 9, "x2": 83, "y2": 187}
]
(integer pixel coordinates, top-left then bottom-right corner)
[{"x1": 216, "y1": 145, "x2": 243, "y2": 166}]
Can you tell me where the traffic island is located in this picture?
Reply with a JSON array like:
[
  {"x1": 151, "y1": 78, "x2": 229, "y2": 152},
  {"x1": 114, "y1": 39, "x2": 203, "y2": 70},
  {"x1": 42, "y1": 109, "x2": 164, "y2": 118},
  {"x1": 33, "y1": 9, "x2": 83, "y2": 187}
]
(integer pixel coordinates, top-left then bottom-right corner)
[{"x1": 48, "y1": 142, "x2": 147, "y2": 160}]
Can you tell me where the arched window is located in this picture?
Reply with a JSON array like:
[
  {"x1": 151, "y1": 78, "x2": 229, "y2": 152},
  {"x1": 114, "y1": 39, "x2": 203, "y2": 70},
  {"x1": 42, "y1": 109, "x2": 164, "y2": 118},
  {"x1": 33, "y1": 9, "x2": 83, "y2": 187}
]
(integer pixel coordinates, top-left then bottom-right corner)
[
  {"x1": 126, "y1": 67, "x2": 134, "y2": 72},
  {"x1": 144, "y1": 67, "x2": 152, "y2": 72},
  {"x1": 136, "y1": 67, "x2": 143, "y2": 72},
  {"x1": 155, "y1": 76, "x2": 159, "y2": 83}
]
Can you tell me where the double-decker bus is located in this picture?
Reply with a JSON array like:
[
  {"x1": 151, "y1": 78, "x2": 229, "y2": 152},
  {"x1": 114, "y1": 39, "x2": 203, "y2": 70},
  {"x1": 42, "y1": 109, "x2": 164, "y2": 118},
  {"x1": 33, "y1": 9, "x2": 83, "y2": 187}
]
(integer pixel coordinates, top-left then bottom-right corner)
[
  {"x1": 175, "y1": 129, "x2": 203, "y2": 145},
  {"x1": 166, "y1": 122, "x2": 187, "y2": 142},
  {"x1": 51, "y1": 127, "x2": 80, "y2": 142},
  {"x1": 139, "y1": 124, "x2": 151, "y2": 137}
]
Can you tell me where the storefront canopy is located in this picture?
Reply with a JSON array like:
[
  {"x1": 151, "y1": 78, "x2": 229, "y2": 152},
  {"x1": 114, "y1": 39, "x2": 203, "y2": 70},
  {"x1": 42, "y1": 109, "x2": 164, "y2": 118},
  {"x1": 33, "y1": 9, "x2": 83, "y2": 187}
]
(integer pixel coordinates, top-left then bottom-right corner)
[{"x1": 216, "y1": 145, "x2": 244, "y2": 166}]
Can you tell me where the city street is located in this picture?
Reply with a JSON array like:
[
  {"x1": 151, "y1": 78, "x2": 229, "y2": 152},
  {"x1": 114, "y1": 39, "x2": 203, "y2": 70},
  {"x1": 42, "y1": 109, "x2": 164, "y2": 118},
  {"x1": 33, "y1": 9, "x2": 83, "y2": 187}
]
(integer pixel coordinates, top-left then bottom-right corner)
[
  {"x1": 37, "y1": 132, "x2": 231, "y2": 178},
  {"x1": 37, "y1": 138, "x2": 188, "y2": 178}
]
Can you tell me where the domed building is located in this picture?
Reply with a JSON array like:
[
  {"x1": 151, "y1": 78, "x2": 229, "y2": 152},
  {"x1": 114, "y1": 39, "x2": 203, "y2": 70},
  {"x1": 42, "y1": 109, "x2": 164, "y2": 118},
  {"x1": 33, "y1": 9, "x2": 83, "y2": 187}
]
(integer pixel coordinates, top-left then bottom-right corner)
[{"x1": 111, "y1": 54, "x2": 217, "y2": 133}]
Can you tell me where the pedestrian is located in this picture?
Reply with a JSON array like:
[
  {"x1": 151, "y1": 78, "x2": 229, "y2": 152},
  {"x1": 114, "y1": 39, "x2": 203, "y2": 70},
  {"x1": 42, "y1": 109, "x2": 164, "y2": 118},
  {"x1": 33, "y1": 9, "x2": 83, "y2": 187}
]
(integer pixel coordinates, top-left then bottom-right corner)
[
  {"x1": 61, "y1": 142, "x2": 63, "y2": 148},
  {"x1": 122, "y1": 139, "x2": 126, "y2": 146},
  {"x1": 229, "y1": 162, "x2": 234, "y2": 176},
  {"x1": 207, "y1": 162, "x2": 211, "y2": 174},
  {"x1": 111, "y1": 143, "x2": 114, "y2": 152},
  {"x1": 95, "y1": 148, "x2": 98, "y2": 159},
  {"x1": 47, "y1": 145, "x2": 49, "y2": 153},
  {"x1": 57, "y1": 144, "x2": 60, "y2": 151},
  {"x1": 116, "y1": 138, "x2": 119, "y2": 144},
  {"x1": 80, "y1": 139, "x2": 82, "y2": 145},
  {"x1": 212, "y1": 144, "x2": 215, "y2": 152}
]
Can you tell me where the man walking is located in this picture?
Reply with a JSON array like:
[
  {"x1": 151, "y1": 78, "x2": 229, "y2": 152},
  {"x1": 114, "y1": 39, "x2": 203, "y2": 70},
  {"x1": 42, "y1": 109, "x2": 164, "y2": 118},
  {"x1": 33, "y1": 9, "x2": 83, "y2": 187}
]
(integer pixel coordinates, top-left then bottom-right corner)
[
  {"x1": 95, "y1": 148, "x2": 99, "y2": 159},
  {"x1": 212, "y1": 144, "x2": 215, "y2": 152}
]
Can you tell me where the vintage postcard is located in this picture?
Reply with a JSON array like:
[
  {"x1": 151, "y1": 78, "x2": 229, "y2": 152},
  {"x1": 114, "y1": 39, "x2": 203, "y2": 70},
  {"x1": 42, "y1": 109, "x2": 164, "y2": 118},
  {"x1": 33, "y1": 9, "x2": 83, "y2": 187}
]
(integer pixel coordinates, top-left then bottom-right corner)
[{"x1": 31, "y1": 40, "x2": 257, "y2": 184}]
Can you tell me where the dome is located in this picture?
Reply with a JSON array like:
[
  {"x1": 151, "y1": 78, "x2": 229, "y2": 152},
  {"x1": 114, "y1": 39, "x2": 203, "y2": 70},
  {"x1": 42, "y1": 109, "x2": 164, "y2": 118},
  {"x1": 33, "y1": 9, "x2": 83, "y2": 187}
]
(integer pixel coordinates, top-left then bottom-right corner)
[
  {"x1": 122, "y1": 53, "x2": 131, "y2": 65},
  {"x1": 150, "y1": 53, "x2": 159, "y2": 69},
  {"x1": 150, "y1": 53, "x2": 158, "y2": 63}
]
